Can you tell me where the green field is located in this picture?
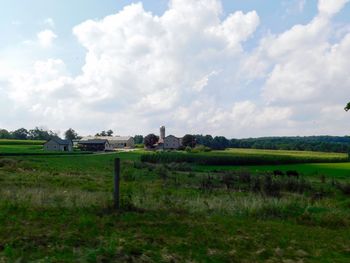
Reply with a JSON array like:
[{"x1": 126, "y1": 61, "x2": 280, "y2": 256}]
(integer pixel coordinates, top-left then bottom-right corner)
[
  {"x1": 0, "y1": 139, "x2": 92, "y2": 156},
  {"x1": 0, "y1": 146, "x2": 350, "y2": 262},
  {"x1": 220, "y1": 148, "x2": 348, "y2": 158},
  {"x1": 0, "y1": 139, "x2": 45, "y2": 145}
]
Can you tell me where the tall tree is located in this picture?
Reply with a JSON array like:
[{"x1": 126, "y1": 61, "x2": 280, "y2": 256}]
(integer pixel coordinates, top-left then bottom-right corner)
[
  {"x1": 0, "y1": 129, "x2": 11, "y2": 139},
  {"x1": 345, "y1": 102, "x2": 350, "y2": 112},
  {"x1": 65, "y1": 128, "x2": 79, "y2": 140},
  {"x1": 144, "y1": 134, "x2": 159, "y2": 148},
  {"x1": 134, "y1": 135, "x2": 144, "y2": 144},
  {"x1": 106, "y1": 130, "x2": 114, "y2": 136},
  {"x1": 28, "y1": 127, "x2": 57, "y2": 140},
  {"x1": 11, "y1": 128, "x2": 29, "y2": 140},
  {"x1": 182, "y1": 134, "x2": 196, "y2": 148}
]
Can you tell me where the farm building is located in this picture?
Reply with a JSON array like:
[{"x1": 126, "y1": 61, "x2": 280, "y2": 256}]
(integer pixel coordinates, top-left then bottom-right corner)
[
  {"x1": 81, "y1": 136, "x2": 134, "y2": 149},
  {"x1": 78, "y1": 139, "x2": 113, "y2": 152},
  {"x1": 156, "y1": 126, "x2": 182, "y2": 150},
  {"x1": 44, "y1": 138, "x2": 73, "y2": 152}
]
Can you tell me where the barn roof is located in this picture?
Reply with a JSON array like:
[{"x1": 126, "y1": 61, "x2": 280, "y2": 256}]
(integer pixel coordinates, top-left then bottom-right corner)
[
  {"x1": 78, "y1": 139, "x2": 109, "y2": 145},
  {"x1": 47, "y1": 138, "x2": 71, "y2": 145},
  {"x1": 81, "y1": 136, "x2": 133, "y2": 142}
]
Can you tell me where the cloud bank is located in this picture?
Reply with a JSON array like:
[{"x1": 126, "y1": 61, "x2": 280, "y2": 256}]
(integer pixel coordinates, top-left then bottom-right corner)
[{"x1": 1, "y1": 0, "x2": 350, "y2": 137}]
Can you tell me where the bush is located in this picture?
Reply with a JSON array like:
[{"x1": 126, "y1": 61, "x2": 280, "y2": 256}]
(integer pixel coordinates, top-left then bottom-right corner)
[
  {"x1": 0, "y1": 158, "x2": 18, "y2": 168},
  {"x1": 336, "y1": 182, "x2": 350, "y2": 196}
]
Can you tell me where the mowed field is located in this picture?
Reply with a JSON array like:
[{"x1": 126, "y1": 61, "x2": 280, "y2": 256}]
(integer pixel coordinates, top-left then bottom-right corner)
[
  {"x1": 0, "y1": 142, "x2": 350, "y2": 262},
  {"x1": 0, "y1": 140, "x2": 44, "y2": 154}
]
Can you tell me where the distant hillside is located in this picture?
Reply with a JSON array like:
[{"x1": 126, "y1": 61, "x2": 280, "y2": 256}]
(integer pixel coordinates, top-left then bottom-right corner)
[
  {"x1": 194, "y1": 135, "x2": 350, "y2": 153},
  {"x1": 231, "y1": 136, "x2": 350, "y2": 153}
]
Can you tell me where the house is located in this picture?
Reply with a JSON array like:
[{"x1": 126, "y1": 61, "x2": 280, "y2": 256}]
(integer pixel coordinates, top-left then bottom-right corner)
[
  {"x1": 81, "y1": 136, "x2": 134, "y2": 149},
  {"x1": 78, "y1": 139, "x2": 113, "y2": 152},
  {"x1": 155, "y1": 126, "x2": 182, "y2": 150},
  {"x1": 44, "y1": 138, "x2": 73, "y2": 152},
  {"x1": 162, "y1": 135, "x2": 182, "y2": 150}
]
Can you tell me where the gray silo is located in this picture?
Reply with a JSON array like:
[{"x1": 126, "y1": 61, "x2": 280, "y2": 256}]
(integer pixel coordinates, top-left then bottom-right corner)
[{"x1": 160, "y1": 126, "x2": 166, "y2": 140}]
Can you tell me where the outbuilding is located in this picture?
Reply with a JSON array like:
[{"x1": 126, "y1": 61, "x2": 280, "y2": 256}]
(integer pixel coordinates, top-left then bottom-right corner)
[
  {"x1": 44, "y1": 138, "x2": 73, "y2": 152},
  {"x1": 78, "y1": 139, "x2": 113, "y2": 152},
  {"x1": 80, "y1": 136, "x2": 135, "y2": 149}
]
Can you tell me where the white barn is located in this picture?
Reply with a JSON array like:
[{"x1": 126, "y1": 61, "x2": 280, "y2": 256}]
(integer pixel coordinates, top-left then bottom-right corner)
[
  {"x1": 156, "y1": 126, "x2": 182, "y2": 150},
  {"x1": 81, "y1": 136, "x2": 134, "y2": 149},
  {"x1": 44, "y1": 138, "x2": 73, "y2": 152}
]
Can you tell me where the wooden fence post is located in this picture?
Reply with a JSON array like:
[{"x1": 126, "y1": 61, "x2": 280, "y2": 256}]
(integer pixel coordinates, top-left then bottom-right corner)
[{"x1": 114, "y1": 158, "x2": 120, "y2": 210}]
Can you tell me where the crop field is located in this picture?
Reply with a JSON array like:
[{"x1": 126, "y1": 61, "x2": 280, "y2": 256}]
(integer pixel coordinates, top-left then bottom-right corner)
[
  {"x1": 0, "y1": 145, "x2": 350, "y2": 262},
  {"x1": 140, "y1": 148, "x2": 349, "y2": 166},
  {"x1": 220, "y1": 148, "x2": 348, "y2": 159}
]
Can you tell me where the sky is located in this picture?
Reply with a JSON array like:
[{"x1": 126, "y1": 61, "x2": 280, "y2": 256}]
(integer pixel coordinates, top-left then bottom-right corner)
[{"x1": 0, "y1": 0, "x2": 350, "y2": 138}]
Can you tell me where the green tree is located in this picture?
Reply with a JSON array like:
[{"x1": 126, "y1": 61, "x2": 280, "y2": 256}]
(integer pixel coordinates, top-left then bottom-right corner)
[
  {"x1": 106, "y1": 130, "x2": 114, "y2": 136},
  {"x1": 65, "y1": 128, "x2": 79, "y2": 140},
  {"x1": 28, "y1": 127, "x2": 57, "y2": 140},
  {"x1": 0, "y1": 129, "x2": 11, "y2": 139},
  {"x1": 144, "y1": 134, "x2": 159, "y2": 148},
  {"x1": 134, "y1": 135, "x2": 144, "y2": 144},
  {"x1": 345, "y1": 102, "x2": 350, "y2": 112},
  {"x1": 11, "y1": 128, "x2": 29, "y2": 140},
  {"x1": 182, "y1": 134, "x2": 196, "y2": 148}
]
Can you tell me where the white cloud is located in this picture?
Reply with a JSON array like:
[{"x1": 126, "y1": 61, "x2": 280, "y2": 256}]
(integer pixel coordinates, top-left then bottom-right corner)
[
  {"x1": 37, "y1": 29, "x2": 57, "y2": 48},
  {"x1": 1, "y1": 0, "x2": 350, "y2": 137},
  {"x1": 318, "y1": 0, "x2": 349, "y2": 17},
  {"x1": 44, "y1": 18, "x2": 55, "y2": 28}
]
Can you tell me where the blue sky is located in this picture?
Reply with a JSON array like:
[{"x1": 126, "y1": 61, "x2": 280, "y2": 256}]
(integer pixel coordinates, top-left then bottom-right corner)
[
  {"x1": 0, "y1": 0, "x2": 350, "y2": 137},
  {"x1": 3, "y1": 0, "x2": 349, "y2": 72}
]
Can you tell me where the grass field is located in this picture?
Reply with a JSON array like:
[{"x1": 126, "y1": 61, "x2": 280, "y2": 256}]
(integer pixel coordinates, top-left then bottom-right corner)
[
  {"x1": 0, "y1": 146, "x2": 350, "y2": 262},
  {"x1": 0, "y1": 139, "x2": 93, "y2": 156},
  {"x1": 0, "y1": 139, "x2": 45, "y2": 145},
  {"x1": 220, "y1": 148, "x2": 348, "y2": 159}
]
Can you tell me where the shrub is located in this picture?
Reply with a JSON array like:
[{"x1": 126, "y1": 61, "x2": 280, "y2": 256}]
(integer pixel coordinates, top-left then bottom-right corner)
[
  {"x1": 0, "y1": 158, "x2": 18, "y2": 168},
  {"x1": 155, "y1": 165, "x2": 168, "y2": 180},
  {"x1": 263, "y1": 175, "x2": 281, "y2": 198},
  {"x1": 336, "y1": 182, "x2": 350, "y2": 196},
  {"x1": 221, "y1": 172, "x2": 236, "y2": 189}
]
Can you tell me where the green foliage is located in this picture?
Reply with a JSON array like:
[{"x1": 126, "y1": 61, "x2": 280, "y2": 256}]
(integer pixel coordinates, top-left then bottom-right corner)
[
  {"x1": 345, "y1": 102, "x2": 350, "y2": 111},
  {"x1": 95, "y1": 130, "x2": 114, "y2": 136},
  {"x1": 64, "y1": 128, "x2": 79, "y2": 140},
  {"x1": 182, "y1": 134, "x2": 196, "y2": 148},
  {"x1": 0, "y1": 129, "x2": 10, "y2": 139},
  {"x1": 194, "y1": 134, "x2": 350, "y2": 152},
  {"x1": 144, "y1": 133, "x2": 159, "y2": 148},
  {"x1": 28, "y1": 127, "x2": 57, "y2": 140},
  {"x1": 140, "y1": 150, "x2": 349, "y2": 166},
  {"x1": 133, "y1": 135, "x2": 144, "y2": 144}
]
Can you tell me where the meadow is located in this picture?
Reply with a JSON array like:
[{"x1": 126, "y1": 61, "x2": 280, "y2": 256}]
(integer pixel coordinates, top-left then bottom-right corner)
[{"x1": 0, "y1": 143, "x2": 350, "y2": 262}]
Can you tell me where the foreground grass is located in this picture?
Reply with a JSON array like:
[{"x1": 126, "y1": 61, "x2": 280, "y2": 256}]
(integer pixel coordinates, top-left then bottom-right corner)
[
  {"x1": 1, "y1": 205, "x2": 350, "y2": 262},
  {"x1": 0, "y1": 151, "x2": 350, "y2": 262}
]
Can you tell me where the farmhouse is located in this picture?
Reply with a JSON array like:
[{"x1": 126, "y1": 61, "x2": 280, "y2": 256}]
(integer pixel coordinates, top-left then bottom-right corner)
[
  {"x1": 81, "y1": 136, "x2": 134, "y2": 149},
  {"x1": 78, "y1": 139, "x2": 113, "y2": 152},
  {"x1": 156, "y1": 126, "x2": 182, "y2": 150},
  {"x1": 44, "y1": 138, "x2": 73, "y2": 152}
]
